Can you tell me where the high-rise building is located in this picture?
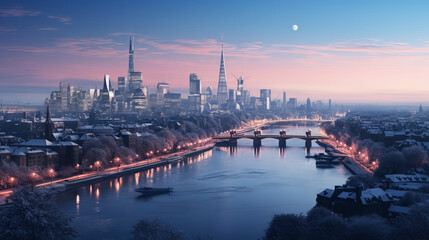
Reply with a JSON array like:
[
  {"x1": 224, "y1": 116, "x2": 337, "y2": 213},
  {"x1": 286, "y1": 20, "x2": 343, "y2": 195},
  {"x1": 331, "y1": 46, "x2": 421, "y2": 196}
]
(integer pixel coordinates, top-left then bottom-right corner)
[
  {"x1": 260, "y1": 89, "x2": 271, "y2": 110},
  {"x1": 236, "y1": 76, "x2": 244, "y2": 105},
  {"x1": 306, "y1": 98, "x2": 311, "y2": 118},
  {"x1": 60, "y1": 81, "x2": 69, "y2": 111},
  {"x1": 228, "y1": 89, "x2": 236, "y2": 102},
  {"x1": 329, "y1": 99, "x2": 332, "y2": 111},
  {"x1": 118, "y1": 77, "x2": 126, "y2": 95},
  {"x1": 99, "y1": 75, "x2": 115, "y2": 114},
  {"x1": 156, "y1": 82, "x2": 170, "y2": 105},
  {"x1": 128, "y1": 36, "x2": 134, "y2": 74},
  {"x1": 217, "y1": 41, "x2": 228, "y2": 104},
  {"x1": 129, "y1": 72, "x2": 143, "y2": 92},
  {"x1": 282, "y1": 91, "x2": 287, "y2": 108},
  {"x1": 189, "y1": 73, "x2": 202, "y2": 94},
  {"x1": 287, "y1": 98, "x2": 297, "y2": 108}
]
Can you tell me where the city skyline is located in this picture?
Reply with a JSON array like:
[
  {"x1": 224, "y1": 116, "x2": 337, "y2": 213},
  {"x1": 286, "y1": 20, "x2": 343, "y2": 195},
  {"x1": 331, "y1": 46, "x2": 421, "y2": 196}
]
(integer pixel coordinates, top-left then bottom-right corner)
[{"x1": 1, "y1": 0, "x2": 429, "y2": 104}]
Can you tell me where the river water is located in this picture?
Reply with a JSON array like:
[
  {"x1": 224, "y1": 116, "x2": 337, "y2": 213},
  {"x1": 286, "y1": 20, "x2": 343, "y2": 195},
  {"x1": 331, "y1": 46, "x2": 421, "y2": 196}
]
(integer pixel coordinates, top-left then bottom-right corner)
[{"x1": 56, "y1": 124, "x2": 351, "y2": 240}]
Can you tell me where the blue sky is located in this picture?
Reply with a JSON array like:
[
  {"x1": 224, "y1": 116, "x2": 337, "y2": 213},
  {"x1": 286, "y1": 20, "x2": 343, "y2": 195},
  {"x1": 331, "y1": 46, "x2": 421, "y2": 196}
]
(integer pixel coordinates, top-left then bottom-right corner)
[{"x1": 1, "y1": 0, "x2": 429, "y2": 104}]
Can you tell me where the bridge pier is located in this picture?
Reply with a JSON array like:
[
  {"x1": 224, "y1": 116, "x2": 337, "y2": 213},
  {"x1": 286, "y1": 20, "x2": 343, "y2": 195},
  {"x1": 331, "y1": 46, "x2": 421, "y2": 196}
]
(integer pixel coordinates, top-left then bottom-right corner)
[
  {"x1": 279, "y1": 138, "x2": 286, "y2": 148},
  {"x1": 279, "y1": 130, "x2": 286, "y2": 148},
  {"x1": 253, "y1": 138, "x2": 262, "y2": 147},
  {"x1": 305, "y1": 129, "x2": 312, "y2": 148},
  {"x1": 229, "y1": 130, "x2": 237, "y2": 146},
  {"x1": 253, "y1": 130, "x2": 262, "y2": 147},
  {"x1": 229, "y1": 138, "x2": 237, "y2": 146}
]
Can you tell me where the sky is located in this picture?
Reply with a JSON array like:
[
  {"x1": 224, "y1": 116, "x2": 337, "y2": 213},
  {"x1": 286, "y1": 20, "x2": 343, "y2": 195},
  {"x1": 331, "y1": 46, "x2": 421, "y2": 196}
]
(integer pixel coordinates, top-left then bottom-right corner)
[{"x1": 1, "y1": 0, "x2": 429, "y2": 105}]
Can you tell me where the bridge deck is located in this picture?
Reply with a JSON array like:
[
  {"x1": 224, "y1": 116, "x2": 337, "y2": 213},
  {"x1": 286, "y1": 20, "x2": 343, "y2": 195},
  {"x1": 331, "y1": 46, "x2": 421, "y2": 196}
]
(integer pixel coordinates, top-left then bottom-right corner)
[{"x1": 212, "y1": 135, "x2": 328, "y2": 140}]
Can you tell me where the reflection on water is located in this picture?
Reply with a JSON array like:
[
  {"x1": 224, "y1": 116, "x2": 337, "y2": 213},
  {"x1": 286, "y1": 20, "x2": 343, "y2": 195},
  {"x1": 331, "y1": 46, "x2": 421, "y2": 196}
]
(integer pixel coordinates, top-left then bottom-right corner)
[{"x1": 56, "y1": 124, "x2": 351, "y2": 240}]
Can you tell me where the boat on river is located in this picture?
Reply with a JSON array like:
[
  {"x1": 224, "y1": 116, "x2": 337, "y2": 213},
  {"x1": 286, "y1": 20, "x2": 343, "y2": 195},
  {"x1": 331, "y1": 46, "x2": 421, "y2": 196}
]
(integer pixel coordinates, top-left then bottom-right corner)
[
  {"x1": 163, "y1": 154, "x2": 182, "y2": 163},
  {"x1": 135, "y1": 187, "x2": 173, "y2": 196},
  {"x1": 315, "y1": 162, "x2": 335, "y2": 168}
]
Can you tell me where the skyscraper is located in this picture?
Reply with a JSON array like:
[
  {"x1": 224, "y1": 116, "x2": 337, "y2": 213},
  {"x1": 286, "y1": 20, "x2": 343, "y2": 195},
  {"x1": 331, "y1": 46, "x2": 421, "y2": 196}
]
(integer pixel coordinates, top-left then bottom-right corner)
[
  {"x1": 118, "y1": 77, "x2": 126, "y2": 95},
  {"x1": 217, "y1": 40, "x2": 228, "y2": 104},
  {"x1": 189, "y1": 73, "x2": 202, "y2": 94},
  {"x1": 126, "y1": 35, "x2": 135, "y2": 95},
  {"x1": 260, "y1": 89, "x2": 271, "y2": 110},
  {"x1": 282, "y1": 91, "x2": 287, "y2": 109},
  {"x1": 129, "y1": 72, "x2": 143, "y2": 92},
  {"x1": 236, "y1": 76, "x2": 244, "y2": 105},
  {"x1": 306, "y1": 98, "x2": 311, "y2": 118},
  {"x1": 129, "y1": 36, "x2": 134, "y2": 74}
]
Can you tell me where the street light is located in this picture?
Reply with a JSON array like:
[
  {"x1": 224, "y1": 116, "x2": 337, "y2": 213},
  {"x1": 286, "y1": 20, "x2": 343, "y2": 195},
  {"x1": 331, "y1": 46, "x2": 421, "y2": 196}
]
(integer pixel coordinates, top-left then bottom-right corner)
[
  {"x1": 94, "y1": 161, "x2": 101, "y2": 173},
  {"x1": 48, "y1": 168, "x2": 55, "y2": 185},
  {"x1": 9, "y1": 177, "x2": 16, "y2": 188},
  {"x1": 114, "y1": 157, "x2": 121, "y2": 172},
  {"x1": 30, "y1": 172, "x2": 37, "y2": 191}
]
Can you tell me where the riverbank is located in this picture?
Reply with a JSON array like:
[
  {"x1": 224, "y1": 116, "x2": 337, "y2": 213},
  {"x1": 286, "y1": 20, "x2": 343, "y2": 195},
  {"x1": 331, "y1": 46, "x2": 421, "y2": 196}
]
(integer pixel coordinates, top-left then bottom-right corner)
[
  {"x1": 0, "y1": 144, "x2": 215, "y2": 205},
  {"x1": 317, "y1": 140, "x2": 371, "y2": 175}
]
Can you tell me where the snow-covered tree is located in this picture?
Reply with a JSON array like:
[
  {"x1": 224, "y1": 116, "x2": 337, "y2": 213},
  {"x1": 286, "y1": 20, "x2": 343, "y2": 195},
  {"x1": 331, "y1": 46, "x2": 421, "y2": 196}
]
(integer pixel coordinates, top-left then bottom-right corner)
[{"x1": 0, "y1": 187, "x2": 75, "y2": 240}]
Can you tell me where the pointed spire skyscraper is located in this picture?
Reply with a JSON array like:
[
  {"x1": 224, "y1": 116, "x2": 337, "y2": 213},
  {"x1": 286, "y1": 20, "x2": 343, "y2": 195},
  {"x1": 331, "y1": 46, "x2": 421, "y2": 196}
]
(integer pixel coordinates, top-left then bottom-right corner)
[
  {"x1": 217, "y1": 39, "x2": 228, "y2": 104},
  {"x1": 129, "y1": 35, "x2": 135, "y2": 74}
]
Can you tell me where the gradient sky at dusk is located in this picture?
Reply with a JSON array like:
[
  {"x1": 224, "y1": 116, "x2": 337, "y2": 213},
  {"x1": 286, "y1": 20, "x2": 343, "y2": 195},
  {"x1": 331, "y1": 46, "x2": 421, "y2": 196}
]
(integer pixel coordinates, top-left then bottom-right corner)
[{"x1": 1, "y1": 0, "x2": 429, "y2": 105}]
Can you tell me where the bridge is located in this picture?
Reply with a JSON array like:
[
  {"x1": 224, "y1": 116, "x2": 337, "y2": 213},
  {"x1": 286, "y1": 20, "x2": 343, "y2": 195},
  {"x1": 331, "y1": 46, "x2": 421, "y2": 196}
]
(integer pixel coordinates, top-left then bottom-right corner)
[{"x1": 213, "y1": 129, "x2": 328, "y2": 148}]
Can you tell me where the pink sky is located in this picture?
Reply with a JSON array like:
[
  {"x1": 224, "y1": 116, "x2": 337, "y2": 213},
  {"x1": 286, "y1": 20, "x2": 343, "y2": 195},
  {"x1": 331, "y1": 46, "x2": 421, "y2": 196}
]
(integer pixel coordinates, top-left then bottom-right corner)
[{"x1": 1, "y1": 36, "x2": 429, "y2": 104}]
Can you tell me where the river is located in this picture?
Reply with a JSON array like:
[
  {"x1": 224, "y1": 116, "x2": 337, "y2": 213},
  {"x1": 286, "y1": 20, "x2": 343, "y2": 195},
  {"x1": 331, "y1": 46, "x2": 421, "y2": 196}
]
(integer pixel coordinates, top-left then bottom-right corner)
[{"x1": 56, "y1": 123, "x2": 351, "y2": 240}]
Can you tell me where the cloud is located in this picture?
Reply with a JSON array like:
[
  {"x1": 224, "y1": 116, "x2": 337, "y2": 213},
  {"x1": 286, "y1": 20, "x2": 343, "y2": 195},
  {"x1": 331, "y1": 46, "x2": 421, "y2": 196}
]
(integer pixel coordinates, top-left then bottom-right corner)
[
  {"x1": 56, "y1": 38, "x2": 124, "y2": 56},
  {"x1": 109, "y1": 32, "x2": 141, "y2": 36},
  {"x1": 48, "y1": 15, "x2": 72, "y2": 24},
  {"x1": 38, "y1": 27, "x2": 59, "y2": 31},
  {"x1": 0, "y1": 26, "x2": 16, "y2": 33},
  {"x1": 1, "y1": 46, "x2": 50, "y2": 53},
  {"x1": 0, "y1": 8, "x2": 41, "y2": 17},
  {"x1": 270, "y1": 40, "x2": 429, "y2": 56},
  {"x1": 137, "y1": 37, "x2": 269, "y2": 58}
]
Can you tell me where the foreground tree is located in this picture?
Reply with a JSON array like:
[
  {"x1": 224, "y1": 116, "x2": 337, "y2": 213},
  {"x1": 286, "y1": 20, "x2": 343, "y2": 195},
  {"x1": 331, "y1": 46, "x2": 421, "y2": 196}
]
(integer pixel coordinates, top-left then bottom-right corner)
[
  {"x1": 394, "y1": 202, "x2": 429, "y2": 240},
  {"x1": 131, "y1": 219, "x2": 189, "y2": 240},
  {"x1": 375, "y1": 151, "x2": 407, "y2": 176},
  {"x1": 342, "y1": 215, "x2": 393, "y2": 240},
  {"x1": 306, "y1": 207, "x2": 346, "y2": 240},
  {"x1": 264, "y1": 214, "x2": 307, "y2": 240},
  {"x1": 0, "y1": 187, "x2": 75, "y2": 240},
  {"x1": 345, "y1": 173, "x2": 376, "y2": 188}
]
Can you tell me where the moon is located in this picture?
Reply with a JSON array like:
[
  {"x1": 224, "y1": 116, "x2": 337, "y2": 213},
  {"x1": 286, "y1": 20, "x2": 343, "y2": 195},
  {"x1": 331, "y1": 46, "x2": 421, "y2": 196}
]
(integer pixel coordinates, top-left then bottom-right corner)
[{"x1": 292, "y1": 25, "x2": 298, "y2": 31}]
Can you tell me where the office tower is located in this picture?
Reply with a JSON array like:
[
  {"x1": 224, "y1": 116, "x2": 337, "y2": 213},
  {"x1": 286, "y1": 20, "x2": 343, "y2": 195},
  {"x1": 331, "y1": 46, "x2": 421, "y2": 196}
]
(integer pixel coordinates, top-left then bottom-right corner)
[
  {"x1": 118, "y1": 77, "x2": 126, "y2": 95},
  {"x1": 306, "y1": 98, "x2": 311, "y2": 118},
  {"x1": 419, "y1": 104, "x2": 423, "y2": 113},
  {"x1": 228, "y1": 89, "x2": 236, "y2": 102},
  {"x1": 156, "y1": 82, "x2": 170, "y2": 105},
  {"x1": 100, "y1": 75, "x2": 115, "y2": 114},
  {"x1": 217, "y1": 41, "x2": 228, "y2": 104},
  {"x1": 260, "y1": 89, "x2": 271, "y2": 110},
  {"x1": 329, "y1": 99, "x2": 332, "y2": 111},
  {"x1": 282, "y1": 91, "x2": 287, "y2": 108},
  {"x1": 243, "y1": 90, "x2": 250, "y2": 106},
  {"x1": 236, "y1": 76, "x2": 244, "y2": 104},
  {"x1": 60, "y1": 81, "x2": 69, "y2": 111},
  {"x1": 131, "y1": 88, "x2": 147, "y2": 111},
  {"x1": 129, "y1": 36, "x2": 134, "y2": 74},
  {"x1": 287, "y1": 98, "x2": 297, "y2": 108},
  {"x1": 189, "y1": 73, "x2": 202, "y2": 94},
  {"x1": 129, "y1": 72, "x2": 143, "y2": 92},
  {"x1": 157, "y1": 82, "x2": 169, "y2": 94}
]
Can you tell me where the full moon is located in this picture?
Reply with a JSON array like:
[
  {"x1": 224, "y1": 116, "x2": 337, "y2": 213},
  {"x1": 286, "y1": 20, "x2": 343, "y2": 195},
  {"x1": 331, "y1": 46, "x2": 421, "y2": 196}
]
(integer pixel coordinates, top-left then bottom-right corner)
[{"x1": 292, "y1": 25, "x2": 298, "y2": 31}]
